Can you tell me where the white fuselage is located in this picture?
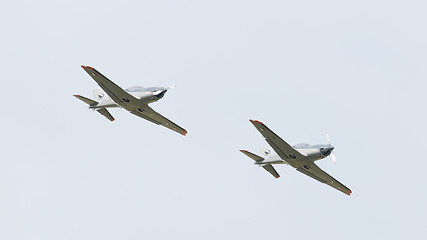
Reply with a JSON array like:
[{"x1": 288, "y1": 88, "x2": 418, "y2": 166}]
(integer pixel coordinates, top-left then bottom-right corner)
[
  {"x1": 90, "y1": 87, "x2": 166, "y2": 110},
  {"x1": 260, "y1": 147, "x2": 325, "y2": 165}
]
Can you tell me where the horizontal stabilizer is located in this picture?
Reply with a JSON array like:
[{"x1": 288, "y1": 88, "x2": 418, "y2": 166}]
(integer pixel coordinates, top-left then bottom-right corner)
[
  {"x1": 239, "y1": 150, "x2": 264, "y2": 162},
  {"x1": 97, "y1": 108, "x2": 115, "y2": 121},
  {"x1": 73, "y1": 95, "x2": 98, "y2": 106},
  {"x1": 262, "y1": 164, "x2": 280, "y2": 178}
]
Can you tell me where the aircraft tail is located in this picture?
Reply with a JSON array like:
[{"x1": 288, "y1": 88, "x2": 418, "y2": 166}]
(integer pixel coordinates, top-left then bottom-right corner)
[
  {"x1": 259, "y1": 146, "x2": 273, "y2": 158},
  {"x1": 97, "y1": 108, "x2": 115, "y2": 121},
  {"x1": 73, "y1": 95, "x2": 98, "y2": 106},
  {"x1": 239, "y1": 150, "x2": 264, "y2": 162},
  {"x1": 239, "y1": 149, "x2": 280, "y2": 178},
  {"x1": 73, "y1": 95, "x2": 115, "y2": 121},
  {"x1": 93, "y1": 89, "x2": 106, "y2": 102},
  {"x1": 261, "y1": 165, "x2": 280, "y2": 178}
]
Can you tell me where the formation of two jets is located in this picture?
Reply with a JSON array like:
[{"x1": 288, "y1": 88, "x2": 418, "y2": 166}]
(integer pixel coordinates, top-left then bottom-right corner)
[{"x1": 75, "y1": 66, "x2": 352, "y2": 195}]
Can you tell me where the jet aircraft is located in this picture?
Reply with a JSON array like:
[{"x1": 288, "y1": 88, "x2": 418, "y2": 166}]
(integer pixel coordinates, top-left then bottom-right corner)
[
  {"x1": 74, "y1": 65, "x2": 187, "y2": 136},
  {"x1": 240, "y1": 120, "x2": 351, "y2": 195}
]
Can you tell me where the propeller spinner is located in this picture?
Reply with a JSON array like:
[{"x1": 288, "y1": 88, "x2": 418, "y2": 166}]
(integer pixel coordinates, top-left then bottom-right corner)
[{"x1": 326, "y1": 133, "x2": 336, "y2": 164}]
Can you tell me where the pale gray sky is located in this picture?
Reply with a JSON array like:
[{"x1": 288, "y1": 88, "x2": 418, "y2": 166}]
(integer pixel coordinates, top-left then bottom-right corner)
[{"x1": 1, "y1": 1, "x2": 426, "y2": 239}]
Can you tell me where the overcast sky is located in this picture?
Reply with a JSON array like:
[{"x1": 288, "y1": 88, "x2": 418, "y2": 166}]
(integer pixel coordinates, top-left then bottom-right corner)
[{"x1": 1, "y1": 1, "x2": 427, "y2": 239}]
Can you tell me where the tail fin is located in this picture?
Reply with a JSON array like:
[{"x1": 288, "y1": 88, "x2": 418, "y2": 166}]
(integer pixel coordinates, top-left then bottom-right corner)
[
  {"x1": 240, "y1": 150, "x2": 280, "y2": 178},
  {"x1": 74, "y1": 95, "x2": 115, "y2": 121},
  {"x1": 259, "y1": 146, "x2": 273, "y2": 158},
  {"x1": 93, "y1": 89, "x2": 106, "y2": 102}
]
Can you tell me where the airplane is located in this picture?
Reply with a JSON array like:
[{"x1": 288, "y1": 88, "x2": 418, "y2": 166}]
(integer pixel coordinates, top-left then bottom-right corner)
[
  {"x1": 240, "y1": 120, "x2": 352, "y2": 195},
  {"x1": 74, "y1": 65, "x2": 187, "y2": 136}
]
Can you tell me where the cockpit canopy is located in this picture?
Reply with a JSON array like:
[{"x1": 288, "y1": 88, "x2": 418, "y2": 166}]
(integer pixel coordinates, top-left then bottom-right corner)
[
  {"x1": 143, "y1": 87, "x2": 165, "y2": 92},
  {"x1": 293, "y1": 143, "x2": 312, "y2": 149},
  {"x1": 125, "y1": 86, "x2": 143, "y2": 92}
]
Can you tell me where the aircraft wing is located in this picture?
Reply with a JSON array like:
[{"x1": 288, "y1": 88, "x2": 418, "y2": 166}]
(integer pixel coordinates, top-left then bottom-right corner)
[
  {"x1": 131, "y1": 105, "x2": 187, "y2": 136},
  {"x1": 249, "y1": 120, "x2": 306, "y2": 166},
  {"x1": 296, "y1": 163, "x2": 352, "y2": 195},
  {"x1": 81, "y1": 65, "x2": 137, "y2": 108}
]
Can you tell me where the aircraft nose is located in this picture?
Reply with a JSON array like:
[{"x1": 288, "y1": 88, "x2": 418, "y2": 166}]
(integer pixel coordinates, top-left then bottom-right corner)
[
  {"x1": 152, "y1": 89, "x2": 167, "y2": 95},
  {"x1": 324, "y1": 146, "x2": 334, "y2": 156},
  {"x1": 152, "y1": 90, "x2": 167, "y2": 99}
]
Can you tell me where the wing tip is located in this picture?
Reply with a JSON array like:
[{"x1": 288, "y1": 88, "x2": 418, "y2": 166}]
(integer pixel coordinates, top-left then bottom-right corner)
[
  {"x1": 73, "y1": 94, "x2": 79, "y2": 97},
  {"x1": 249, "y1": 119, "x2": 263, "y2": 124},
  {"x1": 275, "y1": 175, "x2": 280, "y2": 179},
  {"x1": 346, "y1": 190, "x2": 352, "y2": 196},
  {"x1": 239, "y1": 150, "x2": 246, "y2": 152},
  {"x1": 182, "y1": 130, "x2": 188, "y2": 136},
  {"x1": 81, "y1": 65, "x2": 94, "y2": 69}
]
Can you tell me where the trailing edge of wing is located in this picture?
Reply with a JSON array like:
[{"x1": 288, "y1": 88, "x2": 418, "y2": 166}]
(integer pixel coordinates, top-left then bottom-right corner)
[
  {"x1": 130, "y1": 105, "x2": 187, "y2": 136},
  {"x1": 97, "y1": 108, "x2": 115, "y2": 121},
  {"x1": 296, "y1": 163, "x2": 352, "y2": 196},
  {"x1": 262, "y1": 164, "x2": 280, "y2": 178}
]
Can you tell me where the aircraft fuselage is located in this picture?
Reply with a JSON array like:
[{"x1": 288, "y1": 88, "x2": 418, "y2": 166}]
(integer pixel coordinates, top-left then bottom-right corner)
[
  {"x1": 258, "y1": 144, "x2": 334, "y2": 165},
  {"x1": 90, "y1": 86, "x2": 167, "y2": 109}
]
